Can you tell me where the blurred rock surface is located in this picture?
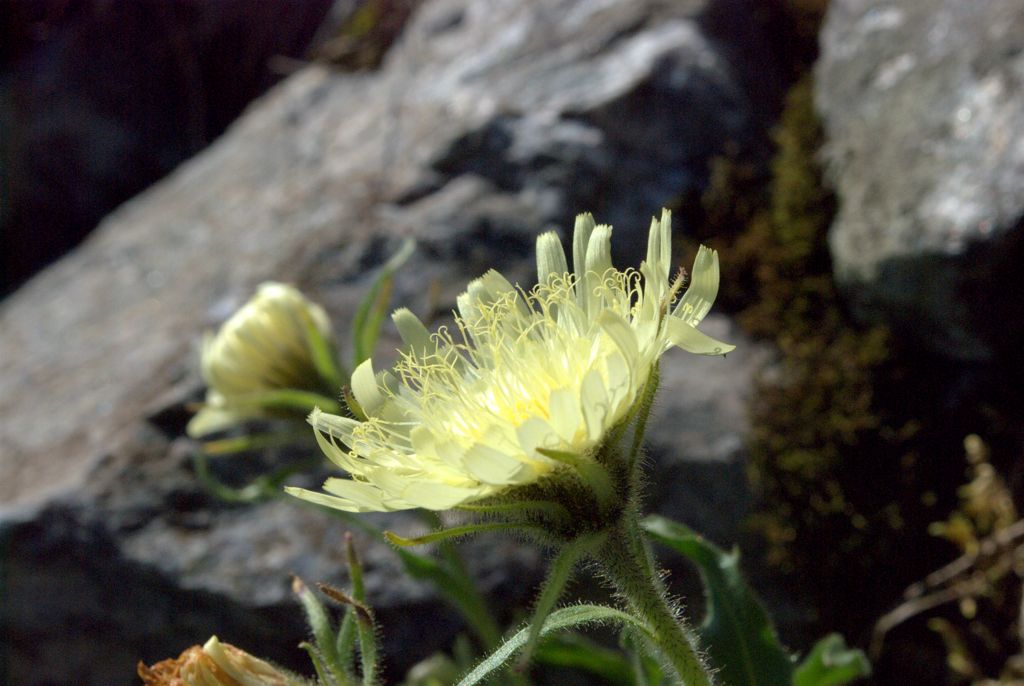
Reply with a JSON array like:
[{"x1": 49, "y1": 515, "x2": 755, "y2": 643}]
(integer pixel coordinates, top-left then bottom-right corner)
[
  {"x1": 0, "y1": 0, "x2": 335, "y2": 295},
  {"x1": 817, "y1": 0, "x2": 1024, "y2": 361},
  {"x1": 0, "y1": 0, "x2": 783, "y2": 683}
]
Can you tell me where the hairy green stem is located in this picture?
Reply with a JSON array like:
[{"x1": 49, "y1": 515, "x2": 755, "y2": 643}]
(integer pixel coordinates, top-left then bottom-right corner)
[{"x1": 595, "y1": 515, "x2": 712, "y2": 686}]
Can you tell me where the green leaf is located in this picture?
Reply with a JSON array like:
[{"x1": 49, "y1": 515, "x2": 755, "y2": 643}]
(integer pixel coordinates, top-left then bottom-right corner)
[
  {"x1": 301, "y1": 305, "x2": 346, "y2": 392},
  {"x1": 516, "y1": 532, "x2": 606, "y2": 670},
  {"x1": 198, "y1": 430, "x2": 310, "y2": 456},
  {"x1": 192, "y1": 450, "x2": 323, "y2": 504},
  {"x1": 793, "y1": 634, "x2": 870, "y2": 686},
  {"x1": 533, "y1": 633, "x2": 635, "y2": 686},
  {"x1": 620, "y1": 629, "x2": 665, "y2": 686},
  {"x1": 335, "y1": 609, "x2": 358, "y2": 683},
  {"x1": 456, "y1": 605, "x2": 654, "y2": 686},
  {"x1": 351, "y1": 238, "x2": 415, "y2": 367},
  {"x1": 319, "y1": 584, "x2": 379, "y2": 686},
  {"x1": 299, "y1": 641, "x2": 335, "y2": 686},
  {"x1": 341, "y1": 538, "x2": 378, "y2": 686},
  {"x1": 642, "y1": 515, "x2": 793, "y2": 686},
  {"x1": 293, "y1": 576, "x2": 352, "y2": 685},
  {"x1": 219, "y1": 388, "x2": 342, "y2": 415},
  {"x1": 392, "y1": 545, "x2": 502, "y2": 651}
]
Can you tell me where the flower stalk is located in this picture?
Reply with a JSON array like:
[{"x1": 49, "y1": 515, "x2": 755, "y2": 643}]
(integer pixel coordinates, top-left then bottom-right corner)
[{"x1": 594, "y1": 513, "x2": 712, "y2": 686}]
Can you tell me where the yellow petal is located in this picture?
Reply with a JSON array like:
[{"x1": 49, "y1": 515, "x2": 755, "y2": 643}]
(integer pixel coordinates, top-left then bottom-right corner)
[
  {"x1": 515, "y1": 417, "x2": 562, "y2": 458},
  {"x1": 351, "y1": 358, "x2": 384, "y2": 416},
  {"x1": 572, "y1": 213, "x2": 597, "y2": 312},
  {"x1": 322, "y1": 478, "x2": 392, "y2": 510},
  {"x1": 548, "y1": 388, "x2": 584, "y2": 443},
  {"x1": 186, "y1": 407, "x2": 249, "y2": 438},
  {"x1": 393, "y1": 307, "x2": 433, "y2": 353},
  {"x1": 598, "y1": 310, "x2": 639, "y2": 364},
  {"x1": 393, "y1": 478, "x2": 486, "y2": 509},
  {"x1": 572, "y1": 213, "x2": 596, "y2": 277},
  {"x1": 645, "y1": 209, "x2": 672, "y2": 286},
  {"x1": 580, "y1": 369, "x2": 608, "y2": 441},
  {"x1": 672, "y1": 245, "x2": 720, "y2": 325},
  {"x1": 665, "y1": 316, "x2": 735, "y2": 356},
  {"x1": 308, "y1": 409, "x2": 364, "y2": 471},
  {"x1": 602, "y1": 349, "x2": 632, "y2": 410},
  {"x1": 536, "y1": 231, "x2": 569, "y2": 285},
  {"x1": 585, "y1": 225, "x2": 613, "y2": 277},
  {"x1": 463, "y1": 442, "x2": 533, "y2": 484},
  {"x1": 284, "y1": 486, "x2": 385, "y2": 513}
]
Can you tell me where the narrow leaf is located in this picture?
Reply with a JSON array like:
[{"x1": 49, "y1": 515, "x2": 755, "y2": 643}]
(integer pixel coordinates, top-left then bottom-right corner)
[
  {"x1": 620, "y1": 629, "x2": 665, "y2": 686},
  {"x1": 534, "y1": 633, "x2": 635, "y2": 686},
  {"x1": 200, "y1": 430, "x2": 310, "y2": 456},
  {"x1": 516, "y1": 532, "x2": 605, "y2": 670},
  {"x1": 392, "y1": 546, "x2": 501, "y2": 650},
  {"x1": 221, "y1": 388, "x2": 342, "y2": 415},
  {"x1": 793, "y1": 634, "x2": 870, "y2": 686},
  {"x1": 298, "y1": 641, "x2": 336, "y2": 686},
  {"x1": 335, "y1": 609, "x2": 358, "y2": 682},
  {"x1": 192, "y1": 451, "x2": 322, "y2": 504},
  {"x1": 293, "y1": 576, "x2": 349, "y2": 685},
  {"x1": 319, "y1": 584, "x2": 379, "y2": 686},
  {"x1": 456, "y1": 605, "x2": 654, "y2": 686},
  {"x1": 356, "y1": 616, "x2": 379, "y2": 686},
  {"x1": 301, "y1": 307, "x2": 346, "y2": 392},
  {"x1": 642, "y1": 515, "x2": 793, "y2": 686},
  {"x1": 345, "y1": 533, "x2": 366, "y2": 602},
  {"x1": 352, "y1": 238, "x2": 415, "y2": 367}
]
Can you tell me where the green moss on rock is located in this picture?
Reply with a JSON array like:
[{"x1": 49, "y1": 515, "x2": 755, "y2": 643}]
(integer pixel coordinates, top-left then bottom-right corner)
[{"x1": 696, "y1": 74, "x2": 959, "y2": 643}]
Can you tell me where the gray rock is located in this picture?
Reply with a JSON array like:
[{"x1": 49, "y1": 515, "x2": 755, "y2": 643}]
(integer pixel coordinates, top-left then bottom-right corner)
[
  {"x1": 817, "y1": 0, "x2": 1024, "y2": 361},
  {"x1": 646, "y1": 315, "x2": 772, "y2": 546},
  {"x1": 0, "y1": 0, "x2": 782, "y2": 683},
  {"x1": 0, "y1": 0, "x2": 335, "y2": 294}
]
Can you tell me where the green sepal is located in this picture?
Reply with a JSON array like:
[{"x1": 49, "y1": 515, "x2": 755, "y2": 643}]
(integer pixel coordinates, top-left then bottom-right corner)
[
  {"x1": 455, "y1": 500, "x2": 572, "y2": 525},
  {"x1": 642, "y1": 515, "x2": 793, "y2": 686},
  {"x1": 536, "y1": 448, "x2": 615, "y2": 508},
  {"x1": 385, "y1": 522, "x2": 537, "y2": 547}
]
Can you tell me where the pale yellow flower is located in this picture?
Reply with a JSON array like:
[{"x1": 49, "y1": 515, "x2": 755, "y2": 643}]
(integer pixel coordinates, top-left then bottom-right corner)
[
  {"x1": 138, "y1": 636, "x2": 310, "y2": 686},
  {"x1": 286, "y1": 210, "x2": 732, "y2": 512},
  {"x1": 188, "y1": 283, "x2": 336, "y2": 438}
]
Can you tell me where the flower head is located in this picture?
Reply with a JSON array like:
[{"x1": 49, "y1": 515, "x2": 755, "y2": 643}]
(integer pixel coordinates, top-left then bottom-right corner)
[
  {"x1": 286, "y1": 210, "x2": 732, "y2": 512},
  {"x1": 188, "y1": 283, "x2": 337, "y2": 438},
  {"x1": 138, "y1": 636, "x2": 310, "y2": 686}
]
